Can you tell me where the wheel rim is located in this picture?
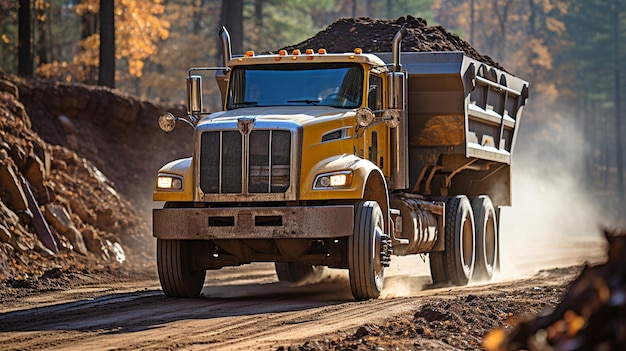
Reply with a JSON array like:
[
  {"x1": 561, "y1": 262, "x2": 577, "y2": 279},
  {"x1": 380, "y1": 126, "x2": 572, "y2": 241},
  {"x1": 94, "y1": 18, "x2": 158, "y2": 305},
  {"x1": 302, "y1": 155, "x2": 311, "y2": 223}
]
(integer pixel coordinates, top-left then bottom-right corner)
[
  {"x1": 484, "y1": 212, "x2": 496, "y2": 272},
  {"x1": 461, "y1": 214, "x2": 474, "y2": 278},
  {"x1": 373, "y1": 226, "x2": 385, "y2": 288}
]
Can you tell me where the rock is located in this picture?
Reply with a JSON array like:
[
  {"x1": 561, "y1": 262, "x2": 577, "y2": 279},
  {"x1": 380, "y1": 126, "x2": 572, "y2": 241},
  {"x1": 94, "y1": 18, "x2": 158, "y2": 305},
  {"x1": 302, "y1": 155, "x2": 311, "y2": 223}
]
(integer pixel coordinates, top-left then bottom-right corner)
[
  {"x1": 64, "y1": 226, "x2": 88, "y2": 255},
  {"x1": 0, "y1": 200, "x2": 20, "y2": 227},
  {"x1": 70, "y1": 197, "x2": 97, "y2": 226},
  {"x1": 0, "y1": 78, "x2": 18, "y2": 97},
  {"x1": 0, "y1": 224, "x2": 11, "y2": 243},
  {"x1": 23, "y1": 155, "x2": 52, "y2": 204},
  {"x1": 82, "y1": 227, "x2": 109, "y2": 258},
  {"x1": 10, "y1": 227, "x2": 35, "y2": 252},
  {"x1": 31, "y1": 140, "x2": 51, "y2": 179},
  {"x1": 0, "y1": 160, "x2": 30, "y2": 223},
  {"x1": 106, "y1": 239, "x2": 126, "y2": 263},
  {"x1": 57, "y1": 115, "x2": 76, "y2": 134},
  {"x1": 9, "y1": 143, "x2": 27, "y2": 171},
  {"x1": 23, "y1": 155, "x2": 45, "y2": 187},
  {"x1": 35, "y1": 240, "x2": 57, "y2": 257},
  {"x1": 43, "y1": 203, "x2": 73, "y2": 234},
  {"x1": 96, "y1": 207, "x2": 116, "y2": 231},
  {"x1": 0, "y1": 242, "x2": 13, "y2": 279}
]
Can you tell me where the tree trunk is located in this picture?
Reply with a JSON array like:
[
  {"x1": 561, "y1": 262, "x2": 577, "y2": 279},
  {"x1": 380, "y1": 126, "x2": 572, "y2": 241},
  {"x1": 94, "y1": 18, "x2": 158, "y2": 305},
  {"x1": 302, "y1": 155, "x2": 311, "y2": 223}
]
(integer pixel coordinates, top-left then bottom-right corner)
[
  {"x1": 18, "y1": 0, "x2": 33, "y2": 77},
  {"x1": 613, "y1": 0, "x2": 624, "y2": 200},
  {"x1": 36, "y1": 5, "x2": 49, "y2": 65},
  {"x1": 255, "y1": 0, "x2": 263, "y2": 28},
  {"x1": 220, "y1": 0, "x2": 243, "y2": 55},
  {"x1": 99, "y1": 0, "x2": 115, "y2": 88}
]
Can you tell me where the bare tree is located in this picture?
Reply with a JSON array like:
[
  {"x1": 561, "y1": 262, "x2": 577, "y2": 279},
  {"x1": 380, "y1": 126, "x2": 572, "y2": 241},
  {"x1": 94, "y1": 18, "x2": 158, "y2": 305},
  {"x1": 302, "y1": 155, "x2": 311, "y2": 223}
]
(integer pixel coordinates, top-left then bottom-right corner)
[{"x1": 99, "y1": 0, "x2": 115, "y2": 88}]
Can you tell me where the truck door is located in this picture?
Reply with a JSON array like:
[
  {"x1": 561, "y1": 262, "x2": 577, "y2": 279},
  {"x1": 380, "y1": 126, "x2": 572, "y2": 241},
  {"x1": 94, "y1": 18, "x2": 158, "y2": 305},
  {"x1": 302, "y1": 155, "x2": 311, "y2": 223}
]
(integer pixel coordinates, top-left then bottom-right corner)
[{"x1": 363, "y1": 74, "x2": 389, "y2": 176}]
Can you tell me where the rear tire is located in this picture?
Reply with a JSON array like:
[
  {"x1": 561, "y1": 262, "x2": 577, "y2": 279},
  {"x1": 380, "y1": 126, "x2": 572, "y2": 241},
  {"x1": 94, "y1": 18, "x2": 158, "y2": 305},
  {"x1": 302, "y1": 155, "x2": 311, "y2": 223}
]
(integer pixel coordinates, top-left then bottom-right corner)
[
  {"x1": 349, "y1": 201, "x2": 390, "y2": 300},
  {"x1": 429, "y1": 195, "x2": 475, "y2": 286},
  {"x1": 157, "y1": 239, "x2": 206, "y2": 297},
  {"x1": 471, "y1": 195, "x2": 497, "y2": 282},
  {"x1": 275, "y1": 262, "x2": 324, "y2": 283}
]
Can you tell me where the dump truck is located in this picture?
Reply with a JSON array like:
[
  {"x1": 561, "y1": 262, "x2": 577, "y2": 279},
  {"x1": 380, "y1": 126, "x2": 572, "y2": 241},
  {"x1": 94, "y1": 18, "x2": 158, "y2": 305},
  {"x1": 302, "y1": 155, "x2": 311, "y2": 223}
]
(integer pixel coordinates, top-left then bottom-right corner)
[{"x1": 153, "y1": 27, "x2": 529, "y2": 300}]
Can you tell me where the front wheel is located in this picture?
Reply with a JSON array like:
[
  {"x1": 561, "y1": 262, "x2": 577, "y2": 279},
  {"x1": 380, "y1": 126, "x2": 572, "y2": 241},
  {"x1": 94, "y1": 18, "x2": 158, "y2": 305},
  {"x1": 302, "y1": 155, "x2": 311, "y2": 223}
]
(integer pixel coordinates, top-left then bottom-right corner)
[
  {"x1": 429, "y1": 195, "x2": 475, "y2": 286},
  {"x1": 157, "y1": 239, "x2": 206, "y2": 297},
  {"x1": 348, "y1": 201, "x2": 391, "y2": 300}
]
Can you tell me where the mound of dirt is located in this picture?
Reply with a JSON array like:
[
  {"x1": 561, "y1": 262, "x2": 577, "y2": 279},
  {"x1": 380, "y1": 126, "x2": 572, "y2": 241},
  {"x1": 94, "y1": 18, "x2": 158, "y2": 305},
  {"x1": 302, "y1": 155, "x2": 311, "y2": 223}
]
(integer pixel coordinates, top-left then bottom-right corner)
[
  {"x1": 0, "y1": 71, "x2": 189, "y2": 281},
  {"x1": 279, "y1": 16, "x2": 504, "y2": 71}
]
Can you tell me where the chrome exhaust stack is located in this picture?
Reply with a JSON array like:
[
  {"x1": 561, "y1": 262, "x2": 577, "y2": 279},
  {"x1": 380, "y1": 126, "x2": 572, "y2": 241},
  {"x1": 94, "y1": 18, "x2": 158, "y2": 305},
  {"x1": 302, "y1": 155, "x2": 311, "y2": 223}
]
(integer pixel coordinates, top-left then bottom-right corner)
[
  {"x1": 389, "y1": 26, "x2": 408, "y2": 190},
  {"x1": 392, "y1": 26, "x2": 407, "y2": 72},
  {"x1": 219, "y1": 26, "x2": 232, "y2": 68}
]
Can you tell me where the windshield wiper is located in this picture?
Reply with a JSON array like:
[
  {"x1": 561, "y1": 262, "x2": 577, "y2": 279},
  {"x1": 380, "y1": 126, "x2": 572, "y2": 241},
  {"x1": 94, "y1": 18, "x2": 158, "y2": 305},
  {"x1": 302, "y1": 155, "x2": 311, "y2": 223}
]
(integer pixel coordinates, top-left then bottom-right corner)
[
  {"x1": 287, "y1": 99, "x2": 320, "y2": 105},
  {"x1": 232, "y1": 101, "x2": 259, "y2": 107}
]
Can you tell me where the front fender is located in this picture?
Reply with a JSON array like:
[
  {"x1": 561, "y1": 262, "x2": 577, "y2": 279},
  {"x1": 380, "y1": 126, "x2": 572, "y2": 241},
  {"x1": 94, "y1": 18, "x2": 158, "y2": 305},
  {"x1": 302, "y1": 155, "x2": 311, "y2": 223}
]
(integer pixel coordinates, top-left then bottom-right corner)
[
  {"x1": 301, "y1": 154, "x2": 384, "y2": 201},
  {"x1": 153, "y1": 157, "x2": 194, "y2": 202}
]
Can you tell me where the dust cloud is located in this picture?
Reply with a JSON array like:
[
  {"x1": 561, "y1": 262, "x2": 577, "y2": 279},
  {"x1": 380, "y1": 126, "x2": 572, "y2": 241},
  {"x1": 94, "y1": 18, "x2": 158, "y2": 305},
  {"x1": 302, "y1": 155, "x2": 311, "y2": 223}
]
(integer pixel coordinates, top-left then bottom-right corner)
[
  {"x1": 380, "y1": 115, "x2": 618, "y2": 298},
  {"x1": 499, "y1": 115, "x2": 614, "y2": 278}
]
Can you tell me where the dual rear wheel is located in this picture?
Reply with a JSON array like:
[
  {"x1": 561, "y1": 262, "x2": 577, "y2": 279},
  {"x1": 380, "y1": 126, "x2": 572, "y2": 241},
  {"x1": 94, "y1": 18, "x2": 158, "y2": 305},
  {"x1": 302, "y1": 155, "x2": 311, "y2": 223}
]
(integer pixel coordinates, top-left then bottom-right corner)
[{"x1": 429, "y1": 195, "x2": 498, "y2": 286}]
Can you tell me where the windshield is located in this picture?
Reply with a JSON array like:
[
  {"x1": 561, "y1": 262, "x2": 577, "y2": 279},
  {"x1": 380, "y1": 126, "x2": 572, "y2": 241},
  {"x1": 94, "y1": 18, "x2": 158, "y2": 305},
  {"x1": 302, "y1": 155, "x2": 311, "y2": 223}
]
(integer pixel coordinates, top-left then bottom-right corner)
[{"x1": 227, "y1": 63, "x2": 363, "y2": 110}]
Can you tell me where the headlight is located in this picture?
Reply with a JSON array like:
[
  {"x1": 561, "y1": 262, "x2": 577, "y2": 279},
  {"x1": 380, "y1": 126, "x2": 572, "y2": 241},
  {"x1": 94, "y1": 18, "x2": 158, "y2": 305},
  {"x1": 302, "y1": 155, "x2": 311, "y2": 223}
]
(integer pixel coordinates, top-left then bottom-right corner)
[
  {"x1": 157, "y1": 174, "x2": 183, "y2": 191},
  {"x1": 313, "y1": 171, "x2": 353, "y2": 189}
]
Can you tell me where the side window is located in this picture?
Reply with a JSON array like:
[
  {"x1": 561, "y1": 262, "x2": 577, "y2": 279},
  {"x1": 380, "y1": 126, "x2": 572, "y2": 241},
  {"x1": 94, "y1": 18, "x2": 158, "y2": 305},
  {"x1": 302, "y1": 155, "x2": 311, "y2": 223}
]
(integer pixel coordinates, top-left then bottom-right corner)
[{"x1": 368, "y1": 75, "x2": 383, "y2": 111}]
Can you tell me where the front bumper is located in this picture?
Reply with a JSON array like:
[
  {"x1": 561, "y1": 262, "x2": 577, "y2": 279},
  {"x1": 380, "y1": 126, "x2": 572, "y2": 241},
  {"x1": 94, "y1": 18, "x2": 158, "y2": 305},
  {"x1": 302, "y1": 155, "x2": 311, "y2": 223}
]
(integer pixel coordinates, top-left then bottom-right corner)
[{"x1": 153, "y1": 205, "x2": 354, "y2": 240}]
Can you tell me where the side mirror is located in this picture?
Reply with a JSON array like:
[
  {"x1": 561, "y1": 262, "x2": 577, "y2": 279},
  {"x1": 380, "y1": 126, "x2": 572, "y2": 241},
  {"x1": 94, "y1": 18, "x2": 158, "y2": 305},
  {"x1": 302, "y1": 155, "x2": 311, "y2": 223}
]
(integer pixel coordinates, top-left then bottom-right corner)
[
  {"x1": 387, "y1": 72, "x2": 405, "y2": 110},
  {"x1": 187, "y1": 75, "x2": 203, "y2": 116}
]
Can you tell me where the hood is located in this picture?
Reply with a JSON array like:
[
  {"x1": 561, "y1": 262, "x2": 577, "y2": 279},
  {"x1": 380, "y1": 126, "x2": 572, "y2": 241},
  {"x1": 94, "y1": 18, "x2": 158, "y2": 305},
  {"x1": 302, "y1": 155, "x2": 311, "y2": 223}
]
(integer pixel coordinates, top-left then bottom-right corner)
[{"x1": 197, "y1": 106, "x2": 353, "y2": 128}]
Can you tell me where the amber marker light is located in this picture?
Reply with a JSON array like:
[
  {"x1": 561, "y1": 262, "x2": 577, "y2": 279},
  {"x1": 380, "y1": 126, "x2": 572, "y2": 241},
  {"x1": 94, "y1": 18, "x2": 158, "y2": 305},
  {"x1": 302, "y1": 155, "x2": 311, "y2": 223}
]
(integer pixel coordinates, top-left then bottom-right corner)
[
  {"x1": 244, "y1": 51, "x2": 255, "y2": 57},
  {"x1": 354, "y1": 48, "x2": 363, "y2": 54},
  {"x1": 318, "y1": 48, "x2": 327, "y2": 54}
]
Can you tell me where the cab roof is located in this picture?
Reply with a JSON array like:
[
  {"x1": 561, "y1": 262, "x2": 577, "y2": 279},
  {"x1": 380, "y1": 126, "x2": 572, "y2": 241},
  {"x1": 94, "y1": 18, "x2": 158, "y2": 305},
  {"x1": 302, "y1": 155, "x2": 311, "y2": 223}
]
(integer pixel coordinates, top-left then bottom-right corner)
[{"x1": 228, "y1": 49, "x2": 388, "y2": 69}]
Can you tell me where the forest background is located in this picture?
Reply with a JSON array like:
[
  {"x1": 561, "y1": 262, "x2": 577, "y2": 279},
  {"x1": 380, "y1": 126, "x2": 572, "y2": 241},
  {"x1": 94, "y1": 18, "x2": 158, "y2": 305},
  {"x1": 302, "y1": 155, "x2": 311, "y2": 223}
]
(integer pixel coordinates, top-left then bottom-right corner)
[{"x1": 0, "y1": 0, "x2": 624, "y2": 224}]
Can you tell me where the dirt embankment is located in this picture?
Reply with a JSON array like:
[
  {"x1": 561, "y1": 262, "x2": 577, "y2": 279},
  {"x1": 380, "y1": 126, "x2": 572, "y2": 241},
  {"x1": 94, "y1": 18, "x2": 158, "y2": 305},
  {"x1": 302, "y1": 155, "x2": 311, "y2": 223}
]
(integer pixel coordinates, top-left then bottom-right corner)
[{"x1": 0, "y1": 71, "x2": 189, "y2": 282}]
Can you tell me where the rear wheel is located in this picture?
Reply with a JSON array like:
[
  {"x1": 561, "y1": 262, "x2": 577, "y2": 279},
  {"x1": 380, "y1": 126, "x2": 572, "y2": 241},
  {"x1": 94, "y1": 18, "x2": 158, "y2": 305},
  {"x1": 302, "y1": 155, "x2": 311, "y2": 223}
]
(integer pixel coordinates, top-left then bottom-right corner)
[
  {"x1": 429, "y1": 195, "x2": 475, "y2": 286},
  {"x1": 157, "y1": 239, "x2": 206, "y2": 297},
  {"x1": 471, "y1": 195, "x2": 498, "y2": 281},
  {"x1": 348, "y1": 201, "x2": 390, "y2": 300},
  {"x1": 274, "y1": 262, "x2": 324, "y2": 283}
]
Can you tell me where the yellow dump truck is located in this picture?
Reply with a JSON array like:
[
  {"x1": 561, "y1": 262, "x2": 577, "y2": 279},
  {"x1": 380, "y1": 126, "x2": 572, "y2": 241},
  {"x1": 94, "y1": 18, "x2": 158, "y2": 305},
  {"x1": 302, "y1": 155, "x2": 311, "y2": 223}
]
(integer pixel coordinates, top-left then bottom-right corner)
[{"x1": 153, "y1": 27, "x2": 529, "y2": 300}]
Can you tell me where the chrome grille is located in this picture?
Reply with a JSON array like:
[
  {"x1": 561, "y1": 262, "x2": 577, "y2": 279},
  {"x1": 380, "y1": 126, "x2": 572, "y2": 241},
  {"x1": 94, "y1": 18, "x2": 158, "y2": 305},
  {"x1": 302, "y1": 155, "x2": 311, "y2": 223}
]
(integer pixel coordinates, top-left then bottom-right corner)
[{"x1": 200, "y1": 129, "x2": 291, "y2": 194}]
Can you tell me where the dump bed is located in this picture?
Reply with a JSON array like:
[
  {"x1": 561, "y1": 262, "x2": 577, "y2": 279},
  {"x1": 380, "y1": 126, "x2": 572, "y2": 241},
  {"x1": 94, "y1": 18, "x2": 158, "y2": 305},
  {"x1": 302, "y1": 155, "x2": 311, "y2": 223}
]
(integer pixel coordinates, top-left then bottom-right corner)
[{"x1": 377, "y1": 52, "x2": 529, "y2": 206}]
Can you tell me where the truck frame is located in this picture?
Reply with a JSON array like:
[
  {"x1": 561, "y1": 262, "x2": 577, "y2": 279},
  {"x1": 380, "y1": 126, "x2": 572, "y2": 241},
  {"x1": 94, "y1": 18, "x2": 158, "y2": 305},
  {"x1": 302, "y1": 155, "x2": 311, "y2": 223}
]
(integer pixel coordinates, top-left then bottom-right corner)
[{"x1": 153, "y1": 27, "x2": 529, "y2": 300}]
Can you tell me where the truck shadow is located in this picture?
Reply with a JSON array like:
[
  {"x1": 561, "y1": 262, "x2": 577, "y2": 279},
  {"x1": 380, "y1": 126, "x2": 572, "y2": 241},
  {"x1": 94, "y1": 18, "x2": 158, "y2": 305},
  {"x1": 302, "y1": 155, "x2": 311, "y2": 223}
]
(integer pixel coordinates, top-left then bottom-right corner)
[{"x1": 0, "y1": 272, "x2": 437, "y2": 335}]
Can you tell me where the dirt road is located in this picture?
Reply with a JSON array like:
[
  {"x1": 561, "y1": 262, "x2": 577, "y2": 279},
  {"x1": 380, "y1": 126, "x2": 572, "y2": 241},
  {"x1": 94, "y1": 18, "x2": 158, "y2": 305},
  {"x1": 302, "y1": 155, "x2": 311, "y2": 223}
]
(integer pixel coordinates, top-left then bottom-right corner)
[{"x1": 0, "y1": 234, "x2": 606, "y2": 351}]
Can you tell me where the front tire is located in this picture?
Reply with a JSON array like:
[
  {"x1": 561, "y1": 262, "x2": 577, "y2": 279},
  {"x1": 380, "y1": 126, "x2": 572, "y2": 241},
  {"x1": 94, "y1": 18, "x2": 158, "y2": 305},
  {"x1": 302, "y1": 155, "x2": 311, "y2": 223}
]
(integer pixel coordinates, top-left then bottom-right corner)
[
  {"x1": 348, "y1": 201, "x2": 390, "y2": 300},
  {"x1": 429, "y1": 195, "x2": 475, "y2": 286},
  {"x1": 471, "y1": 195, "x2": 498, "y2": 282},
  {"x1": 275, "y1": 262, "x2": 324, "y2": 283},
  {"x1": 157, "y1": 239, "x2": 206, "y2": 297}
]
